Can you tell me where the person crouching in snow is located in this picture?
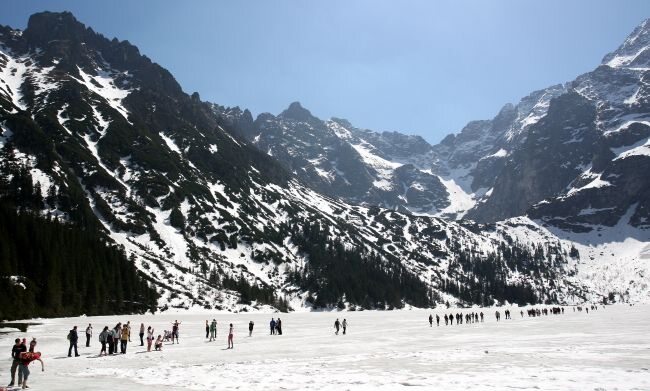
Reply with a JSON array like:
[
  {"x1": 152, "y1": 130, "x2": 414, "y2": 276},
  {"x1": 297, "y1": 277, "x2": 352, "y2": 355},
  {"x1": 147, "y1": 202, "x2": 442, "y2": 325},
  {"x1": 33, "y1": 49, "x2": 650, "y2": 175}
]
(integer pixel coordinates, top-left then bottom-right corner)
[{"x1": 154, "y1": 335, "x2": 163, "y2": 351}]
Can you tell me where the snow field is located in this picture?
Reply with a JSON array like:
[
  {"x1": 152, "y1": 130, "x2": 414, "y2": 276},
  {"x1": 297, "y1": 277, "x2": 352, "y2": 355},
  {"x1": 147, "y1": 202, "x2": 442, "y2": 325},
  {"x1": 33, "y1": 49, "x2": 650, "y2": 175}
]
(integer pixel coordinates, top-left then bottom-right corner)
[{"x1": 1, "y1": 305, "x2": 648, "y2": 390}]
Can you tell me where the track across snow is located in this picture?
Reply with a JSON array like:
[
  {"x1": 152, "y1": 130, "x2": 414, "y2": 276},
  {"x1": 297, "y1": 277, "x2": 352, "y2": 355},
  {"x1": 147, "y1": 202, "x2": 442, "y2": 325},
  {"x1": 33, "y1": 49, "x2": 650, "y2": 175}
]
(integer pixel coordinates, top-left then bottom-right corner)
[{"x1": 1, "y1": 305, "x2": 648, "y2": 390}]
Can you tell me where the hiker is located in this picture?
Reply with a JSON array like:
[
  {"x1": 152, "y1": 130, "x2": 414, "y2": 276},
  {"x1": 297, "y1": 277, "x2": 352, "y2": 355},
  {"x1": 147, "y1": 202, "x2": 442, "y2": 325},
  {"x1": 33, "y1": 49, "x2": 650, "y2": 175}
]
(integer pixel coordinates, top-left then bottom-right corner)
[
  {"x1": 210, "y1": 319, "x2": 217, "y2": 341},
  {"x1": 112, "y1": 323, "x2": 122, "y2": 354},
  {"x1": 480, "y1": 312, "x2": 484, "y2": 322},
  {"x1": 18, "y1": 351, "x2": 44, "y2": 390},
  {"x1": 495, "y1": 311, "x2": 501, "y2": 321},
  {"x1": 120, "y1": 323, "x2": 129, "y2": 354},
  {"x1": 270, "y1": 318, "x2": 276, "y2": 335},
  {"x1": 85, "y1": 323, "x2": 93, "y2": 347},
  {"x1": 334, "y1": 319, "x2": 341, "y2": 335},
  {"x1": 154, "y1": 335, "x2": 163, "y2": 351},
  {"x1": 248, "y1": 321, "x2": 254, "y2": 337},
  {"x1": 342, "y1": 319, "x2": 348, "y2": 335},
  {"x1": 429, "y1": 314, "x2": 433, "y2": 327},
  {"x1": 28, "y1": 339, "x2": 36, "y2": 353},
  {"x1": 444, "y1": 314, "x2": 448, "y2": 325},
  {"x1": 147, "y1": 326, "x2": 154, "y2": 352},
  {"x1": 139, "y1": 323, "x2": 145, "y2": 346},
  {"x1": 8, "y1": 338, "x2": 26, "y2": 387},
  {"x1": 277, "y1": 318, "x2": 283, "y2": 335},
  {"x1": 205, "y1": 320, "x2": 210, "y2": 339},
  {"x1": 106, "y1": 326, "x2": 114, "y2": 355},
  {"x1": 126, "y1": 321, "x2": 132, "y2": 342},
  {"x1": 68, "y1": 326, "x2": 80, "y2": 357},
  {"x1": 99, "y1": 326, "x2": 110, "y2": 357},
  {"x1": 449, "y1": 313, "x2": 454, "y2": 325},
  {"x1": 227, "y1": 324, "x2": 234, "y2": 349},
  {"x1": 172, "y1": 320, "x2": 181, "y2": 344},
  {"x1": 436, "y1": 314, "x2": 440, "y2": 326}
]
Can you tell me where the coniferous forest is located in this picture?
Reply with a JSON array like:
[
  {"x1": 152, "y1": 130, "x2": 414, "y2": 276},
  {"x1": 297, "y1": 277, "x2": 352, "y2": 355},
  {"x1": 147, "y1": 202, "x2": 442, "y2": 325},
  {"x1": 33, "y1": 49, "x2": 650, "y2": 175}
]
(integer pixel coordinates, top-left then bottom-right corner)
[
  {"x1": 287, "y1": 219, "x2": 433, "y2": 309},
  {"x1": 0, "y1": 200, "x2": 159, "y2": 320}
]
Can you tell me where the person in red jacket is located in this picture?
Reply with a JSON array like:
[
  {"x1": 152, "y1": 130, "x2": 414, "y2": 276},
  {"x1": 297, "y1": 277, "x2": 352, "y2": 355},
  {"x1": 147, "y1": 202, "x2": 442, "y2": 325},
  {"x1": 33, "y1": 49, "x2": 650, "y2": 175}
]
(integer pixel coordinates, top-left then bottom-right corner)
[{"x1": 19, "y1": 351, "x2": 44, "y2": 389}]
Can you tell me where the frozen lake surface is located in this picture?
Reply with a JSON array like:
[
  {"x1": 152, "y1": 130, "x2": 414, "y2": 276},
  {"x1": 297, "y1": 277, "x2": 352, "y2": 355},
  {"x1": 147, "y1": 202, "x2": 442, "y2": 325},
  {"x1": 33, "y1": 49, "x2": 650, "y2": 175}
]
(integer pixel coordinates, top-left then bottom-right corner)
[{"x1": 1, "y1": 305, "x2": 649, "y2": 390}]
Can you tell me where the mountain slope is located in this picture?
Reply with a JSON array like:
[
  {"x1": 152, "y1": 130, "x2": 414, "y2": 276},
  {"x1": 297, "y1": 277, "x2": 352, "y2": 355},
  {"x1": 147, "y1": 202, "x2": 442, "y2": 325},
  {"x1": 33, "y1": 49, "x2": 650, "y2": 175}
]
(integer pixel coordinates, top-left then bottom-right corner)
[
  {"x1": 468, "y1": 20, "x2": 650, "y2": 228},
  {"x1": 0, "y1": 12, "x2": 643, "y2": 313}
]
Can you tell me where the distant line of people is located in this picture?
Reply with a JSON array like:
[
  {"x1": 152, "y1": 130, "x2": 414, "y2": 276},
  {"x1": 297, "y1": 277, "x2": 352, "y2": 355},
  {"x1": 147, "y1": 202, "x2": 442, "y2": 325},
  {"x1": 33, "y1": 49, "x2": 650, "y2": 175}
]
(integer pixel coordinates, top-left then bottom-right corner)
[
  {"x1": 436, "y1": 312, "x2": 485, "y2": 325},
  {"x1": 429, "y1": 305, "x2": 599, "y2": 328}
]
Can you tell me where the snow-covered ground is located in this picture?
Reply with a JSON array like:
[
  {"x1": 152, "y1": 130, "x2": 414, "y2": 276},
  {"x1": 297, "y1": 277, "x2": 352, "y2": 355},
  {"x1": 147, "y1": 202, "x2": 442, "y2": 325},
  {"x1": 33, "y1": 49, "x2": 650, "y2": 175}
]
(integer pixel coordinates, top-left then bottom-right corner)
[{"x1": 1, "y1": 305, "x2": 649, "y2": 390}]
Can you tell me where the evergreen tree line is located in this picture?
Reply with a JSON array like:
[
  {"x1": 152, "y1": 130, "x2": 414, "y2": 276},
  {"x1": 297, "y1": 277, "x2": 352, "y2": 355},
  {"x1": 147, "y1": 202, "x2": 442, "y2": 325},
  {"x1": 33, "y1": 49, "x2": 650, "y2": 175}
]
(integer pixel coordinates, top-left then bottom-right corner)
[
  {"x1": 441, "y1": 241, "x2": 569, "y2": 306},
  {"x1": 0, "y1": 202, "x2": 159, "y2": 320},
  {"x1": 286, "y1": 219, "x2": 433, "y2": 309},
  {"x1": 207, "y1": 268, "x2": 291, "y2": 312}
]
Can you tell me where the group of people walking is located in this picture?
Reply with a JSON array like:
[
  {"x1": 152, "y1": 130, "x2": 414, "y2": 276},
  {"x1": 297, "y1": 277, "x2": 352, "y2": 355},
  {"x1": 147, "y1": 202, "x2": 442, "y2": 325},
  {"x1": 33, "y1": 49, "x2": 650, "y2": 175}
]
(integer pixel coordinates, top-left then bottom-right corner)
[
  {"x1": 431, "y1": 312, "x2": 485, "y2": 326},
  {"x1": 429, "y1": 305, "x2": 594, "y2": 328},
  {"x1": 334, "y1": 318, "x2": 348, "y2": 335}
]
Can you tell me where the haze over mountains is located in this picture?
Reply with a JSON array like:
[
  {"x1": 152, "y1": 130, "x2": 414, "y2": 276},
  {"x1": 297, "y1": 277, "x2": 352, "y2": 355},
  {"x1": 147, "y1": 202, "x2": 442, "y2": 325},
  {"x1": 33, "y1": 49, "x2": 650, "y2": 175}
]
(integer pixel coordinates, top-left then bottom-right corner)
[{"x1": 0, "y1": 11, "x2": 648, "y2": 317}]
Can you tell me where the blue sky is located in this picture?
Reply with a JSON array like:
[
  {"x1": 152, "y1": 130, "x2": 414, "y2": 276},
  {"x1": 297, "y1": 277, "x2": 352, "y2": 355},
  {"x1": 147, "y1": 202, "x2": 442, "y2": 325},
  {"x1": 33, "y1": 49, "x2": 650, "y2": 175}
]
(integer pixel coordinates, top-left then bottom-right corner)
[{"x1": 2, "y1": 1, "x2": 649, "y2": 142}]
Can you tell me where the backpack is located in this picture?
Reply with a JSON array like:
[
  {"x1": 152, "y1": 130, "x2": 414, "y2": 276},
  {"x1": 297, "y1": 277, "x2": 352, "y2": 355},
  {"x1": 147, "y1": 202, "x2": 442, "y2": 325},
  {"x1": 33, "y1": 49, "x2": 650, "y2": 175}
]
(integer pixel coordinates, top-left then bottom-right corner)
[{"x1": 67, "y1": 332, "x2": 71, "y2": 340}]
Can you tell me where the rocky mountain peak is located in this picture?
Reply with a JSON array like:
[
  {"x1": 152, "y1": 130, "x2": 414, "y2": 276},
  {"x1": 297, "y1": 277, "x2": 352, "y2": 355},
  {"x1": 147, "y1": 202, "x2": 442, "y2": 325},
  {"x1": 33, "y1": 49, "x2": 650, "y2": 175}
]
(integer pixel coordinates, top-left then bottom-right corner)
[
  {"x1": 279, "y1": 101, "x2": 317, "y2": 122},
  {"x1": 24, "y1": 11, "x2": 91, "y2": 47},
  {"x1": 330, "y1": 117, "x2": 353, "y2": 128},
  {"x1": 602, "y1": 18, "x2": 650, "y2": 68}
]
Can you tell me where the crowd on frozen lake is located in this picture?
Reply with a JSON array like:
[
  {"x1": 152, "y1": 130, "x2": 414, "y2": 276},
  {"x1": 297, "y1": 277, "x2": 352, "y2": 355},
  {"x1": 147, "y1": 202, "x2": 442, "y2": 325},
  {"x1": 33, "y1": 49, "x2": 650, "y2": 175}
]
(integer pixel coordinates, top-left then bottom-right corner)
[{"x1": 1, "y1": 304, "x2": 648, "y2": 390}]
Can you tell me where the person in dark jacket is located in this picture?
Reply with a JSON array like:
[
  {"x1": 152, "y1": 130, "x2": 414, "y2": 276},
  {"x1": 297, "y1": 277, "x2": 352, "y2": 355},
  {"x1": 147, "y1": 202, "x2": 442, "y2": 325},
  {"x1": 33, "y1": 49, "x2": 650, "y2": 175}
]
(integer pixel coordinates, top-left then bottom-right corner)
[
  {"x1": 68, "y1": 326, "x2": 80, "y2": 357},
  {"x1": 8, "y1": 338, "x2": 26, "y2": 387},
  {"x1": 248, "y1": 321, "x2": 254, "y2": 337},
  {"x1": 276, "y1": 318, "x2": 283, "y2": 335},
  {"x1": 139, "y1": 323, "x2": 145, "y2": 346},
  {"x1": 85, "y1": 323, "x2": 93, "y2": 347},
  {"x1": 270, "y1": 318, "x2": 276, "y2": 335}
]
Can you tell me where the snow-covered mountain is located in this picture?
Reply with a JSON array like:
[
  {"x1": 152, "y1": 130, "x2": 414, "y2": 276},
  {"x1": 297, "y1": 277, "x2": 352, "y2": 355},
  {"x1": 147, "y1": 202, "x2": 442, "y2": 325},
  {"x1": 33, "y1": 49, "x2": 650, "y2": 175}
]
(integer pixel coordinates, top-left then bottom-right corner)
[
  {"x1": 220, "y1": 19, "x2": 650, "y2": 236},
  {"x1": 214, "y1": 102, "x2": 456, "y2": 216},
  {"x1": 214, "y1": 88, "x2": 571, "y2": 220},
  {"x1": 468, "y1": 21, "x2": 650, "y2": 227},
  {"x1": 0, "y1": 12, "x2": 647, "y2": 312}
]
